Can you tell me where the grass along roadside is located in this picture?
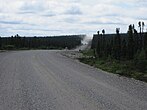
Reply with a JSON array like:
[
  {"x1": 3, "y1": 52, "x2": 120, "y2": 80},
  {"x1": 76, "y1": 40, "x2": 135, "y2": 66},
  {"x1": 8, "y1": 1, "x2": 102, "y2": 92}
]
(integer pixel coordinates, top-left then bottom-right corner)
[{"x1": 79, "y1": 49, "x2": 147, "y2": 82}]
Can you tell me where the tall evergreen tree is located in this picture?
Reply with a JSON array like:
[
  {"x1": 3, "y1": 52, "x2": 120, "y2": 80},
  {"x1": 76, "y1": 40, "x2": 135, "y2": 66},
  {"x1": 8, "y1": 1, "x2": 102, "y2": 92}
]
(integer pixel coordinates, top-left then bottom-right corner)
[
  {"x1": 96, "y1": 35, "x2": 101, "y2": 57},
  {"x1": 113, "y1": 28, "x2": 121, "y2": 60},
  {"x1": 142, "y1": 22, "x2": 145, "y2": 33},
  {"x1": 133, "y1": 28, "x2": 139, "y2": 53},
  {"x1": 144, "y1": 32, "x2": 147, "y2": 59},
  {"x1": 138, "y1": 21, "x2": 144, "y2": 49},
  {"x1": 138, "y1": 21, "x2": 141, "y2": 34},
  {"x1": 0, "y1": 36, "x2": 1, "y2": 49},
  {"x1": 97, "y1": 31, "x2": 100, "y2": 35},
  {"x1": 102, "y1": 29, "x2": 105, "y2": 35},
  {"x1": 127, "y1": 25, "x2": 135, "y2": 59}
]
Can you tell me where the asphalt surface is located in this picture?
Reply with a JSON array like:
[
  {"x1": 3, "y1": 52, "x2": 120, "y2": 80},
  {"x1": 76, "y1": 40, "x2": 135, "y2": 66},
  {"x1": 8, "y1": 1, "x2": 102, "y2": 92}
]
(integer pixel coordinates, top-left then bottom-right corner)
[{"x1": 0, "y1": 50, "x2": 147, "y2": 110}]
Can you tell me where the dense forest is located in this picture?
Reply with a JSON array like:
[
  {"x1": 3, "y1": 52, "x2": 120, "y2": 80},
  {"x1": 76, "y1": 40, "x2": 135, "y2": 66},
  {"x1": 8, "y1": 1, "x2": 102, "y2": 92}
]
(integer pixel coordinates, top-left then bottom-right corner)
[
  {"x1": 90, "y1": 22, "x2": 147, "y2": 81},
  {"x1": 0, "y1": 35, "x2": 84, "y2": 50},
  {"x1": 92, "y1": 23, "x2": 147, "y2": 60}
]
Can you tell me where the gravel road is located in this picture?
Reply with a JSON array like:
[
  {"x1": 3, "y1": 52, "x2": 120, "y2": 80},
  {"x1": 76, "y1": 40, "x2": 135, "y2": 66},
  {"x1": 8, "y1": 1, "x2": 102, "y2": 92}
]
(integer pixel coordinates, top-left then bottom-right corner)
[{"x1": 0, "y1": 50, "x2": 147, "y2": 110}]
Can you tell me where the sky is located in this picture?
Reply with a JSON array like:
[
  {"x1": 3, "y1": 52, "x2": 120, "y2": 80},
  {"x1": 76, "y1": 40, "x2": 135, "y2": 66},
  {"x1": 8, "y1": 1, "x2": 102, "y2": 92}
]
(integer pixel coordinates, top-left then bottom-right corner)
[{"x1": 0, "y1": 0, "x2": 147, "y2": 37}]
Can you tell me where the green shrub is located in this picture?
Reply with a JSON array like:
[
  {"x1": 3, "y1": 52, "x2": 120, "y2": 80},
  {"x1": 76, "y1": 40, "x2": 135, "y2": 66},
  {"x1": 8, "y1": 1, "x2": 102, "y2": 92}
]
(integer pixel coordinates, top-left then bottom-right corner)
[{"x1": 134, "y1": 50, "x2": 147, "y2": 72}]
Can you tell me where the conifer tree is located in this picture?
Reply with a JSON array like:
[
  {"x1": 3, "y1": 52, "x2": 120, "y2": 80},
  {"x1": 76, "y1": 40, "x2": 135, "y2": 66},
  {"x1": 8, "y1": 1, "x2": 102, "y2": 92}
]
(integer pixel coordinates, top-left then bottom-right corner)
[
  {"x1": 144, "y1": 32, "x2": 147, "y2": 59},
  {"x1": 113, "y1": 28, "x2": 121, "y2": 60},
  {"x1": 127, "y1": 25, "x2": 135, "y2": 59},
  {"x1": 0, "y1": 37, "x2": 1, "y2": 49}
]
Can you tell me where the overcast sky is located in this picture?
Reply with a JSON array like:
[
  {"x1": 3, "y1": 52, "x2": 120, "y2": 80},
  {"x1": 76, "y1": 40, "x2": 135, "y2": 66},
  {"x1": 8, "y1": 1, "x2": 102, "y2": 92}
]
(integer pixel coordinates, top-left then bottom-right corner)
[{"x1": 0, "y1": 0, "x2": 147, "y2": 36}]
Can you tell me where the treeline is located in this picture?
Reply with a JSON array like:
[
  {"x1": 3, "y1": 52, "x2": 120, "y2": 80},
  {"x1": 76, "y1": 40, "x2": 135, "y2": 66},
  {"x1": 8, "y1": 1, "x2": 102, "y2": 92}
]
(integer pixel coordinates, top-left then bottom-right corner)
[
  {"x1": 0, "y1": 35, "x2": 84, "y2": 50},
  {"x1": 91, "y1": 22, "x2": 147, "y2": 75},
  {"x1": 92, "y1": 24, "x2": 147, "y2": 61}
]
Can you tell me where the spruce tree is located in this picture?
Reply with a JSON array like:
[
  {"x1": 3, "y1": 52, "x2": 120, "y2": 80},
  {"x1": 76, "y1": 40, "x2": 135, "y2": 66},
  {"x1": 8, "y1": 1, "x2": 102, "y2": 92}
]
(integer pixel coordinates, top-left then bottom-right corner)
[
  {"x1": 127, "y1": 25, "x2": 135, "y2": 59},
  {"x1": 0, "y1": 37, "x2": 1, "y2": 49},
  {"x1": 113, "y1": 28, "x2": 121, "y2": 60},
  {"x1": 144, "y1": 32, "x2": 147, "y2": 59}
]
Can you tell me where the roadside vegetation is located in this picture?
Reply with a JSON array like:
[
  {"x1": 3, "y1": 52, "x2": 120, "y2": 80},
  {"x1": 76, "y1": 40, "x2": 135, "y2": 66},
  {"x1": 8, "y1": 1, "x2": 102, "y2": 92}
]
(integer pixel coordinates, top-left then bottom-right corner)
[
  {"x1": 79, "y1": 49, "x2": 147, "y2": 82},
  {"x1": 79, "y1": 22, "x2": 147, "y2": 82},
  {"x1": 0, "y1": 35, "x2": 84, "y2": 50}
]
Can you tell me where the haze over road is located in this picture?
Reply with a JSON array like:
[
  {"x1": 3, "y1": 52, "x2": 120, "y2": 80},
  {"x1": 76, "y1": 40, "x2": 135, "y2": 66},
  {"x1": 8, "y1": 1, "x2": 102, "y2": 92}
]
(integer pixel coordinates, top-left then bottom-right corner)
[{"x1": 0, "y1": 50, "x2": 147, "y2": 110}]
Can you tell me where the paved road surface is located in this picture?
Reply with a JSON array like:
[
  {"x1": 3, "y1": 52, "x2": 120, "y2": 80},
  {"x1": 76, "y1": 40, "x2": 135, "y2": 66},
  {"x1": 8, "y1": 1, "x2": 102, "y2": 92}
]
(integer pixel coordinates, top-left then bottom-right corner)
[{"x1": 0, "y1": 50, "x2": 147, "y2": 110}]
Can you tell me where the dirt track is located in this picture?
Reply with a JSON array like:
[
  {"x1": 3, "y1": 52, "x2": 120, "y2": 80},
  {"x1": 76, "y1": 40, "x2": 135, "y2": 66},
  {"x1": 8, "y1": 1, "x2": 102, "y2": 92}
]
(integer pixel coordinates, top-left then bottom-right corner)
[{"x1": 0, "y1": 50, "x2": 147, "y2": 110}]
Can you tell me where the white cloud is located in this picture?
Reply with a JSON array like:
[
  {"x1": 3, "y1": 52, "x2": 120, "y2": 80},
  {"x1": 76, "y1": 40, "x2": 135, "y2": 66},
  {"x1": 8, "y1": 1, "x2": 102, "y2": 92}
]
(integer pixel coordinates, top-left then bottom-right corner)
[{"x1": 0, "y1": 0, "x2": 146, "y2": 36}]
